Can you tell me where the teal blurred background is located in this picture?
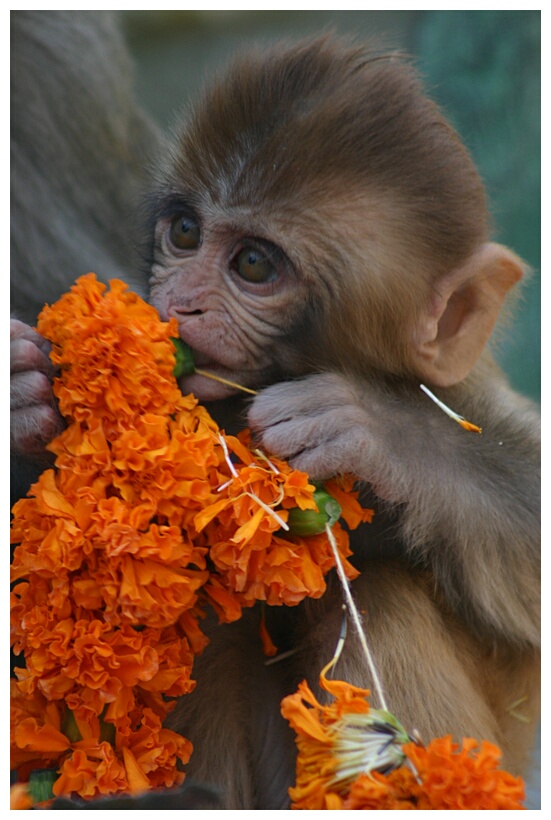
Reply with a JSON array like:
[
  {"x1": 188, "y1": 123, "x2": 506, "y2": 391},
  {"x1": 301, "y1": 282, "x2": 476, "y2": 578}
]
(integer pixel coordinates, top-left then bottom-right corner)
[{"x1": 123, "y1": 10, "x2": 540, "y2": 402}]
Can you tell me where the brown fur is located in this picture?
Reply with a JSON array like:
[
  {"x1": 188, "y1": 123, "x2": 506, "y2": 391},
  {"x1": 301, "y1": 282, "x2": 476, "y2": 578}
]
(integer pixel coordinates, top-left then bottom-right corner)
[{"x1": 156, "y1": 37, "x2": 539, "y2": 809}]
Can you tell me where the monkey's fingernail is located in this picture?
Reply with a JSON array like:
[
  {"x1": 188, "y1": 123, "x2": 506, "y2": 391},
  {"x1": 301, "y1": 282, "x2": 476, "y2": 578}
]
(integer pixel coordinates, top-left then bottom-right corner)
[
  {"x1": 286, "y1": 489, "x2": 342, "y2": 536},
  {"x1": 420, "y1": 384, "x2": 482, "y2": 433}
]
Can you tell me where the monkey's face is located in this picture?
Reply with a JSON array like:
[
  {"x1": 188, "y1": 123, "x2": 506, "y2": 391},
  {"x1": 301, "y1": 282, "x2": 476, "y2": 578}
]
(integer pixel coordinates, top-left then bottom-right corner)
[
  {"x1": 149, "y1": 204, "x2": 311, "y2": 400},
  {"x1": 146, "y1": 34, "x2": 496, "y2": 398}
]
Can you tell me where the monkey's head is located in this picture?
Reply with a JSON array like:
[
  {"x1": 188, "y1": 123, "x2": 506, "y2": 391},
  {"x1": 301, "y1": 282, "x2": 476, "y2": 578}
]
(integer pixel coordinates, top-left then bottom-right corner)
[{"x1": 148, "y1": 36, "x2": 524, "y2": 400}]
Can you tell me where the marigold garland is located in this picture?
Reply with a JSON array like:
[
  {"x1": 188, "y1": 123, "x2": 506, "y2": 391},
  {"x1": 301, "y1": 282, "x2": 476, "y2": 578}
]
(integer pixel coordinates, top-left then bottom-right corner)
[{"x1": 10, "y1": 274, "x2": 370, "y2": 804}]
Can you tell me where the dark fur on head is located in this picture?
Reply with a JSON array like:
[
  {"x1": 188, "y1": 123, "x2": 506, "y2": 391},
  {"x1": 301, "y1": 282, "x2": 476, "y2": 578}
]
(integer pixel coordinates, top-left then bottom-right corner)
[{"x1": 158, "y1": 35, "x2": 489, "y2": 379}]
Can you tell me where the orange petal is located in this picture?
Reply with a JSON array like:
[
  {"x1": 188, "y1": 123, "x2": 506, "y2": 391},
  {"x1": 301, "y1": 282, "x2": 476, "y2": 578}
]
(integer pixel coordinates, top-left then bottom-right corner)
[
  {"x1": 324, "y1": 479, "x2": 374, "y2": 529},
  {"x1": 280, "y1": 689, "x2": 331, "y2": 745},
  {"x1": 231, "y1": 505, "x2": 266, "y2": 544},
  {"x1": 122, "y1": 746, "x2": 151, "y2": 793},
  {"x1": 14, "y1": 717, "x2": 70, "y2": 754},
  {"x1": 194, "y1": 496, "x2": 232, "y2": 531}
]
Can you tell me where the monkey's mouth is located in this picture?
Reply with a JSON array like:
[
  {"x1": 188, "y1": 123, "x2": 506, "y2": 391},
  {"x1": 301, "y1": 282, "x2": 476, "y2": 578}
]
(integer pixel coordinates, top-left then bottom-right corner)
[{"x1": 189, "y1": 350, "x2": 221, "y2": 370}]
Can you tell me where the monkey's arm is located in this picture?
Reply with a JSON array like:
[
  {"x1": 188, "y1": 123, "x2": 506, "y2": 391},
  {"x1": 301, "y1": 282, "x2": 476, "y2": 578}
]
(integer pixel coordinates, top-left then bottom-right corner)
[{"x1": 248, "y1": 372, "x2": 540, "y2": 647}]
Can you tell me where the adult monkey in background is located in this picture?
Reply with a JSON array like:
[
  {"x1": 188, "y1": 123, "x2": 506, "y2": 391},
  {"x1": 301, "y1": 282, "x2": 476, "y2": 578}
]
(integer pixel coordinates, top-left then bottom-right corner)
[
  {"x1": 10, "y1": 11, "x2": 158, "y2": 322},
  {"x1": 11, "y1": 20, "x2": 539, "y2": 814},
  {"x1": 10, "y1": 10, "x2": 160, "y2": 502}
]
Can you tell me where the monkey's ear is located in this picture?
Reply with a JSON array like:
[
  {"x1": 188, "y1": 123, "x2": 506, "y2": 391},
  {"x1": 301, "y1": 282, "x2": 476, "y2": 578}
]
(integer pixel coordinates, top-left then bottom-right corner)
[{"x1": 413, "y1": 243, "x2": 525, "y2": 386}]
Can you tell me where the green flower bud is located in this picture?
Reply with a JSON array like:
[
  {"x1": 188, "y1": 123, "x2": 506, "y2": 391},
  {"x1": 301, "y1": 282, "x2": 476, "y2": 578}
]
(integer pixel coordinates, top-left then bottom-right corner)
[
  {"x1": 287, "y1": 489, "x2": 342, "y2": 536},
  {"x1": 172, "y1": 338, "x2": 195, "y2": 378}
]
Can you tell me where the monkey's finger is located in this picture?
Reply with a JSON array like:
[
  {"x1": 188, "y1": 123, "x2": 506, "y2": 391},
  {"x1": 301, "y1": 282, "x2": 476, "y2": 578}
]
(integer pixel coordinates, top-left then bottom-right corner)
[
  {"x1": 288, "y1": 444, "x2": 351, "y2": 481},
  {"x1": 257, "y1": 406, "x2": 366, "y2": 460},
  {"x1": 11, "y1": 370, "x2": 57, "y2": 410},
  {"x1": 10, "y1": 405, "x2": 65, "y2": 455},
  {"x1": 10, "y1": 318, "x2": 52, "y2": 355},
  {"x1": 249, "y1": 373, "x2": 357, "y2": 428},
  {"x1": 11, "y1": 338, "x2": 56, "y2": 376}
]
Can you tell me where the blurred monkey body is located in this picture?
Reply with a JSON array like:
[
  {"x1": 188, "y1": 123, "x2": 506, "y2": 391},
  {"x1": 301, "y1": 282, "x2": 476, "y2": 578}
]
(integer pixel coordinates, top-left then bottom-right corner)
[
  {"x1": 10, "y1": 11, "x2": 159, "y2": 322},
  {"x1": 10, "y1": 16, "x2": 539, "y2": 811}
]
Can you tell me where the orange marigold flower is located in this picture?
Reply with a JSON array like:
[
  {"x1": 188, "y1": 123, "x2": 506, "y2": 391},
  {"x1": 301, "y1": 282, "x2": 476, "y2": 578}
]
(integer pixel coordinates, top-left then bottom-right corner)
[
  {"x1": 53, "y1": 741, "x2": 128, "y2": 799},
  {"x1": 11, "y1": 681, "x2": 69, "y2": 773},
  {"x1": 205, "y1": 522, "x2": 358, "y2": 608},
  {"x1": 123, "y1": 707, "x2": 192, "y2": 788},
  {"x1": 281, "y1": 672, "x2": 398, "y2": 810},
  {"x1": 342, "y1": 769, "x2": 420, "y2": 809},
  {"x1": 97, "y1": 553, "x2": 208, "y2": 629},
  {"x1": 403, "y1": 736, "x2": 526, "y2": 810},
  {"x1": 197, "y1": 433, "x2": 361, "y2": 608},
  {"x1": 37, "y1": 275, "x2": 183, "y2": 430}
]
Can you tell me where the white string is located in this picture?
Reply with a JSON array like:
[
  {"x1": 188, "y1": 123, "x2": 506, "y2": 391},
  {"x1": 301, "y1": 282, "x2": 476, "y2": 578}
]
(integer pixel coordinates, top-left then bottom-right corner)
[
  {"x1": 245, "y1": 491, "x2": 289, "y2": 531},
  {"x1": 325, "y1": 523, "x2": 388, "y2": 711},
  {"x1": 217, "y1": 434, "x2": 239, "y2": 477}
]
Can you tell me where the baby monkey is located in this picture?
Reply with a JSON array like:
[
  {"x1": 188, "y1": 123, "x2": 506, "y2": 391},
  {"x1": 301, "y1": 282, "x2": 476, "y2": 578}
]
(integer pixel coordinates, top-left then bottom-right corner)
[{"x1": 11, "y1": 35, "x2": 540, "y2": 810}]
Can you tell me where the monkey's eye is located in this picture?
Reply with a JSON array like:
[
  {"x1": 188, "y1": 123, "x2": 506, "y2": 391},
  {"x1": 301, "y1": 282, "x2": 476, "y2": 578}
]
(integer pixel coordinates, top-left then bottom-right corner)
[
  {"x1": 169, "y1": 214, "x2": 201, "y2": 250},
  {"x1": 232, "y1": 246, "x2": 278, "y2": 284}
]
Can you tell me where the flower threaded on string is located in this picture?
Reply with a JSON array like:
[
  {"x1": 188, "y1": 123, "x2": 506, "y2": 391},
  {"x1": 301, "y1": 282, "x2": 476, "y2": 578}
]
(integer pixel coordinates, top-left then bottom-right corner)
[{"x1": 281, "y1": 667, "x2": 526, "y2": 810}]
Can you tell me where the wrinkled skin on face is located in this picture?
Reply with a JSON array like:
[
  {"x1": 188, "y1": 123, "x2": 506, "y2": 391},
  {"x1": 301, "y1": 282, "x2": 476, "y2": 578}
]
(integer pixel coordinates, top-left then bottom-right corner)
[{"x1": 149, "y1": 208, "x2": 310, "y2": 401}]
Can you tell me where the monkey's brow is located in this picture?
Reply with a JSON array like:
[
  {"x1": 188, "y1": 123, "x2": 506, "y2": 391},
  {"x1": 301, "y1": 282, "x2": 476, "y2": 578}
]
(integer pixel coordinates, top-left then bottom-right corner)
[{"x1": 153, "y1": 192, "x2": 201, "y2": 222}]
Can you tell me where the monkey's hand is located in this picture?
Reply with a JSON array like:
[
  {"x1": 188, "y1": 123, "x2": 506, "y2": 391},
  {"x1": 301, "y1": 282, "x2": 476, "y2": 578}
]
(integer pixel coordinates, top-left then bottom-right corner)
[
  {"x1": 10, "y1": 319, "x2": 65, "y2": 456},
  {"x1": 248, "y1": 373, "x2": 378, "y2": 483},
  {"x1": 249, "y1": 372, "x2": 540, "y2": 647}
]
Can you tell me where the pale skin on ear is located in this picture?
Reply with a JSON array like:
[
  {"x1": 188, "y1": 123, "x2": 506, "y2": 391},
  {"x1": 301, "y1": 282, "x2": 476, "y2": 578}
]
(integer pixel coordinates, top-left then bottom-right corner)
[{"x1": 415, "y1": 243, "x2": 525, "y2": 386}]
